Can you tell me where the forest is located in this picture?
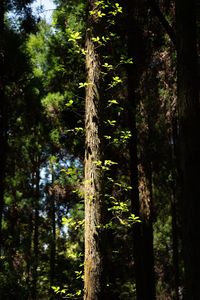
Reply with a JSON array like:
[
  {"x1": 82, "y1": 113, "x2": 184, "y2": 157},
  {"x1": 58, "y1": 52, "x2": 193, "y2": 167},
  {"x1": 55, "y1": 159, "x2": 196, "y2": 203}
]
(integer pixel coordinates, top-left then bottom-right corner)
[{"x1": 0, "y1": 0, "x2": 200, "y2": 299}]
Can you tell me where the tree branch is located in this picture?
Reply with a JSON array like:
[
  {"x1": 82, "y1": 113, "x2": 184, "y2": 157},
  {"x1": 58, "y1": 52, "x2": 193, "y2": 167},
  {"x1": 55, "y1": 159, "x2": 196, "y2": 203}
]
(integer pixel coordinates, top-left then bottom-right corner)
[{"x1": 147, "y1": 0, "x2": 176, "y2": 47}]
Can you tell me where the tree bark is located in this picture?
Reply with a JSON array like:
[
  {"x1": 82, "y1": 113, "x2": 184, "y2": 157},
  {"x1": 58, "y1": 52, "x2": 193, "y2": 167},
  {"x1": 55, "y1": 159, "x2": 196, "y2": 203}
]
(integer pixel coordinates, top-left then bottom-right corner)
[
  {"x1": 0, "y1": 0, "x2": 6, "y2": 254},
  {"x1": 176, "y1": 0, "x2": 200, "y2": 298},
  {"x1": 26, "y1": 209, "x2": 33, "y2": 298},
  {"x1": 127, "y1": 75, "x2": 156, "y2": 300},
  {"x1": 32, "y1": 167, "x2": 40, "y2": 300},
  {"x1": 84, "y1": 1, "x2": 104, "y2": 299},
  {"x1": 126, "y1": 1, "x2": 156, "y2": 299},
  {"x1": 50, "y1": 174, "x2": 56, "y2": 294},
  {"x1": 171, "y1": 187, "x2": 180, "y2": 300},
  {"x1": 138, "y1": 162, "x2": 155, "y2": 300},
  {"x1": 127, "y1": 72, "x2": 142, "y2": 300}
]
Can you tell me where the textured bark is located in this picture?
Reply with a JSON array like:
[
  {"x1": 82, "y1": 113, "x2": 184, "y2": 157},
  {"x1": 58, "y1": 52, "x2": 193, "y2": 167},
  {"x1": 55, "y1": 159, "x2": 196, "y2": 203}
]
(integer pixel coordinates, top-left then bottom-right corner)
[
  {"x1": 84, "y1": 2, "x2": 104, "y2": 299},
  {"x1": 176, "y1": 0, "x2": 200, "y2": 298},
  {"x1": 0, "y1": 0, "x2": 6, "y2": 253}
]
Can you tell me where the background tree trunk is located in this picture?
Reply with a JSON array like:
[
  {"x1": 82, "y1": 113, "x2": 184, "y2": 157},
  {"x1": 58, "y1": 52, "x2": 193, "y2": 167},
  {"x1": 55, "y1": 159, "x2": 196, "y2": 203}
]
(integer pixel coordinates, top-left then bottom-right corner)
[
  {"x1": 32, "y1": 166, "x2": 40, "y2": 300},
  {"x1": 0, "y1": 0, "x2": 6, "y2": 254},
  {"x1": 126, "y1": 1, "x2": 156, "y2": 298},
  {"x1": 50, "y1": 174, "x2": 56, "y2": 294},
  {"x1": 138, "y1": 162, "x2": 155, "y2": 300},
  {"x1": 171, "y1": 187, "x2": 180, "y2": 300},
  {"x1": 176, "y1": 0, "x2": 200, "y2": 298}
]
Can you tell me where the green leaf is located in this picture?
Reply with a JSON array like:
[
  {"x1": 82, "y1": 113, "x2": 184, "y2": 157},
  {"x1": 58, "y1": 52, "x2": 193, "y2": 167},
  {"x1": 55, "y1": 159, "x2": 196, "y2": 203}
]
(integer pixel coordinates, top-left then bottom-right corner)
[
  {"x1": 106, "y1": 119, "x2": 117, "y2": 126},
  {"x1": 68, "y1": 31, "x2": 82, "y2": 42},
  {"x1": 108, "y1": 99, "x2": 118, "y2": 106},
  {"x1": 102, "y1": 62, "x2": 113, "y2": 70},
  {"x1": 97, "y1": 10, "x2": 106, "y2": 17},
  {"x1": 128, "y1": 214, "x2": 141, "y2": 224},
  {"x1": 78, "y1": 82, "x2": 91, "y2": 88},
  {"x1": 104, "y1": 160, "x2": 118, "y2": 166},
  {"x1": 65, "y1": 99, "x2": 74, "y2": 107},
  {"x1": 76, "y1": 290, "x2": 82, "y2": 296},
  {"x1": 104, "y1": 135, "x2": 112, "y2": 140}
]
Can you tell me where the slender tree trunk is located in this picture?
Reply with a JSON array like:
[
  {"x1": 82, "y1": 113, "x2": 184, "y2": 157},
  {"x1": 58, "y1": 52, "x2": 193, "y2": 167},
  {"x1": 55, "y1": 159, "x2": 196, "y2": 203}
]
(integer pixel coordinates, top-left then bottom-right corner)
[
  {"x1": 32, "y1": 167, "x2": 40, "y2": 300},
  {"x1": 126, "y1": 1, "x2": 156, "y2": 299},
  {"x1": 171, "y1": 187, "x2": 180, "y2": 300},
  {"x1": 127, "y1": 76, "x2": 142, "y2": 300},
  {"x1": 50, "y1": 174, "x2": 56, "y2": 292},
  {"x1": 170, "y1": 119, "x2": 180, "y2": 300},
  {"x1": 127, "y1": 84, "x2": 156, "y2": 300},
  {"x1": 84, "y1": 1, "x2": 104, "y2": 299},
  {"x1": 138, "y1": 162, "x2": 155, "y2": 300},
  {"x1": 176, "y1": 0, "x2": 200, "y2": 298},
  {"x1": 26, "y1": 209, "x2": 33, "y2": 298},
  {"x1": 0, "y1": 0, "x2": 6, "y2": 254}
]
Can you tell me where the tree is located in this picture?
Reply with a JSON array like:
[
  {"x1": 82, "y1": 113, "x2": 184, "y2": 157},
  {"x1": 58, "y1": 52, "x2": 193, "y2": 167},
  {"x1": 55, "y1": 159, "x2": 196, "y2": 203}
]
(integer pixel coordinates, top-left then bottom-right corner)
[
  {"x1": 84, "y1": 1, "x2": 105, "y2": 299},
  {"x1": 0, "y1": 0, "x2": 6, "y2": 254},
  {"x1": 176, "y1": 0, "x2": 200, "y2": 298},
  {"x1": 125, "y1": 1, "x2": 156, "y2": 298},
  {"x1": 0, "y1": 0, "x2": 35, "y2": 252}
]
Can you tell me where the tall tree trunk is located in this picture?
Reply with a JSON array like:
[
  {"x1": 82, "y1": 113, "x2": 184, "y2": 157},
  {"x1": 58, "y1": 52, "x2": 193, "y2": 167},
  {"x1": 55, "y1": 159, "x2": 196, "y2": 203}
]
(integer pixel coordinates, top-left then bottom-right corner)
[
  {"x1": 176, "y1": 0, "x2": 200, "y2": 298},
  {"x1": 171, "y1": 187, "x2": 180, "y2": 300},
  {"x1": 84, "y1": 1, "x2": 104, "y2": 299},
  {"x1": 129, "y1": 136, "x2": 143, "y2": 300},
  {"x1": 127, "y1": 74, "x2": 142, "y2": 300},
  {"x1": 0, "y1": 0, "x2": 6, "y2": 254},
  {"x1": 32, "y1": 167, "x2": 40, "y2": 300},
  {"x1": 50, "y1": 173, "x2": 56, "y2": 293},
  {"x1": 26, "y1": 208, "x2": 33, "y2": 298},
  {"x1": 138, "y1": 162, "x2": 155, "y2": 300},
  {"x1": 126, "y1": 1, "x2": 156, "y2": 299},
  {"x1": 171, "y1": 119, "x2": 180, "y2": 300},
  {"x1": 127, "y1": 79, "x2": 156, "y2": 300}
]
